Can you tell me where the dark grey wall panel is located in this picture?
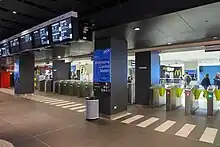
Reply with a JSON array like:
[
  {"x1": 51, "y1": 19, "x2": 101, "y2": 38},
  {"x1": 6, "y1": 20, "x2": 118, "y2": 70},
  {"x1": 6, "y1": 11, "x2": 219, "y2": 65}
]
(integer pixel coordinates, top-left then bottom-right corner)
[
  {"x1": 135, "y1": 52, "x2": 151, "y2": 105},
  {"x1": 53, "y1": 60, "x2": 70, "y2": 81}
]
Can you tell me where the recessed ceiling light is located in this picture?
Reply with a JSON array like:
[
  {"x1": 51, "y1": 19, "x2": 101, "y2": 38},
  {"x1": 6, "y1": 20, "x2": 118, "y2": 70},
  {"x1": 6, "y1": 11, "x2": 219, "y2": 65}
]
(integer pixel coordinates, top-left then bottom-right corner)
[
  {"x1": 168, "y1": 42, "x2": 172, "y2": 45},
  {"x1": 57, "y1": 56, "x2": 61, "y2": 59},
  {"x1": 213, "y1": 36, "x2": 218, "y2": 39},
  {"x1": 12, "y1": 11, "x2": 17, "y2": 14},
  {"x1": 134, "y1": 27, "x2": 140, "y2": 31}
]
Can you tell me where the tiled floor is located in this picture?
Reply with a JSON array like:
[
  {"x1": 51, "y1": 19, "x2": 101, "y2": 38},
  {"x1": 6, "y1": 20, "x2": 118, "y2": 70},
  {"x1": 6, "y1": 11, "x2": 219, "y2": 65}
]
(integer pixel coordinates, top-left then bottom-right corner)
[{"x1": 0, "y1": 88, "x2": 219, "y2": 147}]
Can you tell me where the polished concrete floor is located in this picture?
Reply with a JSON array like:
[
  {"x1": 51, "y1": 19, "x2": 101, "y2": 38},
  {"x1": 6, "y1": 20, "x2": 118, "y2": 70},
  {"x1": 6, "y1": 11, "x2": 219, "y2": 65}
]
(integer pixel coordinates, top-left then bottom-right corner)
[{"x1": 0, "y1": 89, "x2": 219, "y2": 147}]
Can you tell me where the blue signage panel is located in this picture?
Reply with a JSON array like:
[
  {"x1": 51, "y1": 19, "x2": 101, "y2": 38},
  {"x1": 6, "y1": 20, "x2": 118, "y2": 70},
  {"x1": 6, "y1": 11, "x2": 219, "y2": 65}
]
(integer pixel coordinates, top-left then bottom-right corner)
[
  {"x1": 14, "y1": 59, "x2": 20, "y2": 84},
  {"x1": 93, "y1": 48, "x2": 111, "y2": 83}
]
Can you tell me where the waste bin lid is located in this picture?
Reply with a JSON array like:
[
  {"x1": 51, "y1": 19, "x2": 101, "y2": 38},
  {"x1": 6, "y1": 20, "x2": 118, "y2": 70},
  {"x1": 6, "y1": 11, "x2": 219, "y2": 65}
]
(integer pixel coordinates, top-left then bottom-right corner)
[{"x1": 86, "y1": 97, "x2": 98, "y2": 100}]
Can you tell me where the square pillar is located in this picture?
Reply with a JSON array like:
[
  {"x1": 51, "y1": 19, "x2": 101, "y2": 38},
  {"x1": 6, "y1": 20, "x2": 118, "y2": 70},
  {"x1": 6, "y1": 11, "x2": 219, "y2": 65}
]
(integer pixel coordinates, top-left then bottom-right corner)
[
  {"x1": 135, "y1": 51, "x2": 160, "y2": 105},
  {"x1": 94, "y1": 37, "x2": 127, "y2": 117},
  {"x1": 14, "y1": 52, "x2": 35, "y2": 94}
]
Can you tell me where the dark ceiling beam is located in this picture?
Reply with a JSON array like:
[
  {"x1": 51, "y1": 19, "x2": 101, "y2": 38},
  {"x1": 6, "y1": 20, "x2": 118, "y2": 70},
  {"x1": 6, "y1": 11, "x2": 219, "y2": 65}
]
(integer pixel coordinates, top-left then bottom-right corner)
[
  {"x1": 17, "y1": 0, "x2": 58, "y2": 14},
  {"x1": 86, "y1": 0, "x2": 220, "y2": 30},
  {"x1": 0, "y1": 6, "x2": 44, "y2": 21},
  {"x1": 79, "y1": 0, "x2": 128, "y2": 17},
  {"x1": 0, "y1": 24, "x2": 19, "y2": 31}
]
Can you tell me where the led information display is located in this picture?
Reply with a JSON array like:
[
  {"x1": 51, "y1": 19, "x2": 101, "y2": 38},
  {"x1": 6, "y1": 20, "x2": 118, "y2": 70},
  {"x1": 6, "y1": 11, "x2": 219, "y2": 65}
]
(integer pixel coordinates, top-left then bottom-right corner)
[
  {"x1": 0, "y1": 43, "x2": 10, "y2": 56},
  {"x1": 33, "y1": 27, "x2": 50, "y2": 48},
  {"x1": 20, "y1": 34, "x2": 32, "y2": 50},
  {"x1": 51, "y1": 18, "x2": 73, "y2": 43},
  {"x1": 93, "y1": 48, "x2": 111, "y2": 83},
  {"x1": 10, "y1": 38, "x2": 20, "y2": 54}
]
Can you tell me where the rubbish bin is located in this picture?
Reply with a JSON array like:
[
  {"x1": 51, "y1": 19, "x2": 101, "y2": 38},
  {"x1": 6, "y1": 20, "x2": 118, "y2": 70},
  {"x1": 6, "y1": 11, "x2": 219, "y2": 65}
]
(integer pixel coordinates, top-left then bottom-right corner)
[{"x1": 86, "y1": 97, "x2": 99, "y2": 120}]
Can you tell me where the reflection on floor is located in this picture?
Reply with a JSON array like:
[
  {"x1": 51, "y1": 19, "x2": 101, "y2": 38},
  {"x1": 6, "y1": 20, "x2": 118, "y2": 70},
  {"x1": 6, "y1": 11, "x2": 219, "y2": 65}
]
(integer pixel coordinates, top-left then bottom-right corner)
[
  {"x1": 0, "y1": 88, "x2": 86, "y2": 113},
  {"x1": 0, "y1": 88, "x2": 219, "y2": 147}
]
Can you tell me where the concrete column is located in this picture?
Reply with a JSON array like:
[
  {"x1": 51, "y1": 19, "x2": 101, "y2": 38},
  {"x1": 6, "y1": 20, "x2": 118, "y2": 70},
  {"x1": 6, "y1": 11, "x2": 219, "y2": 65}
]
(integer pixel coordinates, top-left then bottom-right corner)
[
  {"x1": 14, "y1": 52, "x2": 35, "y2": 94},
  {"x1": 94, "y1": 37, "x2": 127, "y2": 117},
  {"x1": 135, "y1": 51, "x2": 160, "y2": 105}
]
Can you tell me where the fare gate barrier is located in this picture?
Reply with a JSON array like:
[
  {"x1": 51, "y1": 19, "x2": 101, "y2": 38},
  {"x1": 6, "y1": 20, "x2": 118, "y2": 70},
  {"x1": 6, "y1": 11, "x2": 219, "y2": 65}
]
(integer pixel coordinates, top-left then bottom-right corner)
[
  {"x1": 62, "y1": 81, "x2": 69, "y2": 95},
  {"x1": 185, "y1": 87, "x2": 217, "y2": 117},
  {"x1": 54, "y1": 81, "x2": 60, "y2": 93},
  {"x1": 39, "y1": 80, "x2": 46, "y2": 91},
  {"x1": 150, "y1": 86, "x2": 166, "y2": 108},
  {"x1": 59, "y1": 81, "x2": 65, "y2": 94},
  {"x1": 79, "y1": 82, "x2": 86, "y2": 97},
  {"x1": 166, "y1": 87, "x2": 183, "y2": 111},
  {"x1": 45, "y1": 80, "x2": 53, "y2": 92},
  {"x1": 207, "y1": 90, "x2": 214, "y2": 116},
  {"x1": 68, "y1": 81, "x2": 75, "y2": 96},
  {"x1": 128, "y1": 83, "x2": 132, "y2": 104},
  {"x1": 185, "y1": 89, "x2": 194, "y2": 115},
  {"x1": 77, "y1": 83, "x2": 81, "y2": 97}
]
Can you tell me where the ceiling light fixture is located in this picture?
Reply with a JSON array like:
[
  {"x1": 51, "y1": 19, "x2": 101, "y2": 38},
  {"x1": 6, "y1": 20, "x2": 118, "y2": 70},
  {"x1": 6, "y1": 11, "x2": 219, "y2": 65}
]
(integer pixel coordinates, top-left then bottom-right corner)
[
  {"x1": 57, "y1": 56, "x2": 61, "y2": 59},
  {"x1": 12, "y1": 11, "x2": 17, "y2": 14},
  {"x1": 168, "y1": 42, "x2": 172, "y2": 45},
  {"x1": 134, "y1": 27, "x2": 140, "y2": 31},
  {"x1": 213, "y1": 36, "x2": 218, "y2": 39}
]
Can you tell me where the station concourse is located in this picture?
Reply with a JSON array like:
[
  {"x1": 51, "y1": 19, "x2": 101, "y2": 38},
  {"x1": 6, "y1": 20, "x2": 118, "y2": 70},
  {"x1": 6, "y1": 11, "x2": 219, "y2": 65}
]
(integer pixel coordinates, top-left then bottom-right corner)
[{"x1": 0, "y1": 1, "x2": 220, "y2": 147}]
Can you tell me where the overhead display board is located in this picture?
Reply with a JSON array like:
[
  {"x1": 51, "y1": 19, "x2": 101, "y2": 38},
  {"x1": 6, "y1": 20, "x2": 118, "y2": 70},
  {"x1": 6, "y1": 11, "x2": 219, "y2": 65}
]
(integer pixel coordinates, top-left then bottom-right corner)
[
  {"x1": 51, "y1": 17, "x2": 73, "y2": 43},
  {"x1": 20, "y1": 34, "x2": 32, "y2": 50},
  {"x1": 0, "y1": 42, "x2": 10, "y2": 57},
  {"x1": 33, "y1": 27, "x2": 50, "y2": 48},
  {"x1": 10, "y1": 38, "x2": 20, "y2": 54}
]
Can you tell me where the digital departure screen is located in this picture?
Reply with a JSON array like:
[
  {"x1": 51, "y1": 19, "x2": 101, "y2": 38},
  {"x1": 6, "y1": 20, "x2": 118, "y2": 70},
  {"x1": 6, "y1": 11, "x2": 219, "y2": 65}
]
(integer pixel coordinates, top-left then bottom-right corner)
[
  {"x1": 0, "y1": 43, "x2": 10, "y2": 56},
  {"x1": 33, "y1": 27, "x2": 50, "y2": 48},
  {"x1": 20, "y1": 34, "x2": 32, "y2": 50},
  {"x1": 51, "y1": 17, "x2": 73, "y2": 43},
  {"x1": 10, "y1": 38, "x2": 20, "y2": 54}
]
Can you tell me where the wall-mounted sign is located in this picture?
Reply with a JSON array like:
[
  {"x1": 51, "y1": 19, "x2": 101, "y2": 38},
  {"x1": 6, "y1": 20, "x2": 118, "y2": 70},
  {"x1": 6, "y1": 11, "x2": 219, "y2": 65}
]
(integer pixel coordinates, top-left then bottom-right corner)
[{"x1": 93, "y1": 48, "x2": 111, "y2": 83}]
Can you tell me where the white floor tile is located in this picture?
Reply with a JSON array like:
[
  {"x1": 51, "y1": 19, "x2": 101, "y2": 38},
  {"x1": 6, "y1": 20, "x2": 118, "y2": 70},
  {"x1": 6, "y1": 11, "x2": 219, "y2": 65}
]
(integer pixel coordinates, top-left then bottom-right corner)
[
  {"x1": 70, "y1": 106, "x2": 86, "y2": 110},
  {"x1": 199, "y1": 127, "x2": 218, "y2": 144},
  {"x1": 136, "y1": 117, "x2": 159, "y2": 128},
  {"x1": 77, "y1": 109, "x2": 86, "y2": 112},
  {"x1": 154, "y1": 120, "x2": 176, "y2": 132},
  {"x1": 112, "y1": 113, "x2": 131, "y2": 120},
  {"x1": 62, "y1": 104, "x2": 82, "y2": 108},
  {"x1": 56, "y1": 102, "x2": 76, "y2": 106},
  {"x1": 121, "y1": 115, "x2": 144, "y2": 124},
  {"x1": 175, "y1": 124, "x2": 195, "y2": 137}
]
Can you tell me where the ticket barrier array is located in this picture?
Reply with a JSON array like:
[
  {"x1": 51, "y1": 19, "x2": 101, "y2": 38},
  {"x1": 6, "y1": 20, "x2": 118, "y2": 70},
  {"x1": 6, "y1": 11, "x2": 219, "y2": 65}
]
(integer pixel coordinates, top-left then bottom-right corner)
[
  {"x1": 39, "y1": 80, "x2": 53, "y2": 92},
  {"x1": 53, "y1": 80, "x2": 93, "y2": 98},
  {"x1": 185, "y1": 87, "x2": 217, "y2": 117}
]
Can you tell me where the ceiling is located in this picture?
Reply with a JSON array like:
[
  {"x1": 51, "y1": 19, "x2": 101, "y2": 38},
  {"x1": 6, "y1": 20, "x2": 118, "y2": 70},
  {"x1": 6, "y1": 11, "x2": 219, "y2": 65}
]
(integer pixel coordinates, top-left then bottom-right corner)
[
  {"x1": 0, "y1": 0, "x2": 218, "y2": 41},
  {"x1": 96, "y1": 2, "x2": 220, "y2": 50}
]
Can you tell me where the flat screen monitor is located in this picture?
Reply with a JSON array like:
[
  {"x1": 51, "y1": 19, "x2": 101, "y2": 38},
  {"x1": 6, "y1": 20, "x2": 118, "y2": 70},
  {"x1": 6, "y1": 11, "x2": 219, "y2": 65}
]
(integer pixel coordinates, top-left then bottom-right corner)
[
  {"x1": 10, "y1": 38, "x2": 20, "y2": 54},
  {"x1": 51, "y1": 17, "x2": 73, "y2": 43},
  {"x1": 0, "y1": 42, "x2": 10, "y2": 57},
  {"x1": 20, "y1": 34, "x2": 32, "y2": 50},
  {"x1": 33, "y1": 27, "x2": 50, "y2": 48}
]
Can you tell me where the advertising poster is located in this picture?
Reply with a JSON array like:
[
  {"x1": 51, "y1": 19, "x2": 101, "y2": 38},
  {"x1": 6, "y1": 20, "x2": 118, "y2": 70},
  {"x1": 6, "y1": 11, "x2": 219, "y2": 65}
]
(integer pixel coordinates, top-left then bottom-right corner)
[
  {"x1": 14, "y1": 59, "x2": 20, "y2": 84},
  {"x1": 93, "y1": 48, "x2": 111, "y2": 83}
]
